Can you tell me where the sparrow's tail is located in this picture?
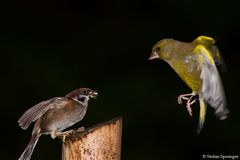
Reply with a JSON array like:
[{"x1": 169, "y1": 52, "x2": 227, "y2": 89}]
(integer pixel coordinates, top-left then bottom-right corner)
[
  {"x1": 19, "y1": 132, "x2": 41, "y2": 160},
  {"x1": 197, "y1": 96, "x2": 207, "y2": 134}
]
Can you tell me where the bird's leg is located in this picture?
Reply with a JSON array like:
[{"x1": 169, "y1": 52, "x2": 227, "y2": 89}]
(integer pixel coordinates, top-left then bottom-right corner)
[
  {"x1": 54, "y1": 130, "x2": 74, "y2": 142},
  {"x1": 185, "y1": 96, "x2": 197, "y2": 116},
  {"x1": 76, "y1": 127, "x2": 85, "y2": 132},
  {"x1": 178, "y1": 93, "x2": 195, "y2": 104},
  {"x1": 178, "y1": 92, "x2": 197, "y2": 116},
  {"x1": 53, "y1": 127, "x2": 85, "y2": 142},
  {"x1": 50, "y1": 130, "x2": 57, "y2": 139}
]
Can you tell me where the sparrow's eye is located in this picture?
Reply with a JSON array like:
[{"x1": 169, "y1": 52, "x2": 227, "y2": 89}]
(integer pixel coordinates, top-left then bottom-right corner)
[
  {"x1": 78, "y1": 96, "x2": 85, "y2": 102},
  {"x1": 84, "y1": 90, "x2": 91, "y2": 95},
  {"x1": 156, "y1": 47, "x2": 160, "y2": 53}
]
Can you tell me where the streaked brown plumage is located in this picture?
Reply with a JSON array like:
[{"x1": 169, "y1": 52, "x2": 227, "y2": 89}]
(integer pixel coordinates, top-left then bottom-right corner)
[{"x1": 18, "y1": 88, "x2": 98, "y2": 160}]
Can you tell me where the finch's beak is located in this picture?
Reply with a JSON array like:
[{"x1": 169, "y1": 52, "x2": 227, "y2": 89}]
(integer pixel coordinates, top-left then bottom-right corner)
[{"x1": 149, "y1": 51, "x2": 159, "y2": 60}]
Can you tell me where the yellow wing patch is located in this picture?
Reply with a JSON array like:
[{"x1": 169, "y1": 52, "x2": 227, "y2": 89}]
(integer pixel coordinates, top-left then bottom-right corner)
[
  {"x1": 193, "y1": 35, "x2": 215, "y2": 45},
  {"x1": 193, "y1": 45, "x2": 215, "y2": 65}
]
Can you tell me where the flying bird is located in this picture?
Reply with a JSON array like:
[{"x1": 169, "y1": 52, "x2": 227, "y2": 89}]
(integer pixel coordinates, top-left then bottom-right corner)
[{"x1": 149, "y1": 36, "x2": 229, "y2": 133}]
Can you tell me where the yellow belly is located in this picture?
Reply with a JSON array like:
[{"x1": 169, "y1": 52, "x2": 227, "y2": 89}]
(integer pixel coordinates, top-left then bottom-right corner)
[{"x1": 169, "y1": 61, "x2": 202, "y2": 92}]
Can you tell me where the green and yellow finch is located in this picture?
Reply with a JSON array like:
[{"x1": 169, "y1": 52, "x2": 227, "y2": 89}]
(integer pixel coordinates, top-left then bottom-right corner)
[{"x1": 149, "y1": 36, "x2": 229, "y2": 133}]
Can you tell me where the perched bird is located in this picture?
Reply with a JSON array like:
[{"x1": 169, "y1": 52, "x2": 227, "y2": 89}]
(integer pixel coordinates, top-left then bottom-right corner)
[
  {"x1": 149, "y1": 36, "x2": 229, "y2": 133},
  {"x1": 18, "y1": 88, "x2": 98, "y2": 160}
]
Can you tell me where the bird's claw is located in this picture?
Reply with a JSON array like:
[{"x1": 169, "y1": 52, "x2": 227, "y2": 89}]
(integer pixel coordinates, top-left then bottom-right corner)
[
  {"x1": 178, "y1": 95, "x2": 190, "y2": 104},
  {"x1": 55, "y1": 130, "x2": 74, "y2": 142},
  {"x1": 76, "y1": 127, "x2": 85, "y2": 132},
  {"x1": 186, "y1": 99, "x2": 197, "y2": 116},
  {"x1": 56, "y1": 127, "x2": 85, "y2": 142},
  {"x1": 177, "y1": 93, "x2": 197, "y2": 117}
]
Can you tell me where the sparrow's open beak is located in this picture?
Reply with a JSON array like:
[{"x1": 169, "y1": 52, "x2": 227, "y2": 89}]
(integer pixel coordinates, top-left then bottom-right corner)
[
  {"x1": 90, "y1": 91, "x2": 98, "y2": 99},
  {"x1": 148, "y1": 51, "x2": 159, "y2": 60}
]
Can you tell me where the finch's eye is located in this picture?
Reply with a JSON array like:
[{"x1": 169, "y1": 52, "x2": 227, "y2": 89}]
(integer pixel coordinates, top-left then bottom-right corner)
[{"x1": 156, "y1": 47, "x2": 160, "y2": 53}]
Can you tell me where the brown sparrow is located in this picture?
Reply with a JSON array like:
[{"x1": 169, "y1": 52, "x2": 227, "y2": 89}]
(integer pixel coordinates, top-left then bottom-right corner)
[{"x1": 18, "y1": 88, "x2": 98, "y2": 160}]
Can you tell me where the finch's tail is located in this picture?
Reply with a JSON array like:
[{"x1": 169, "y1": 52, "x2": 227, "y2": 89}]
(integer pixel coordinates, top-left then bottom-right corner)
[
  {"x1": 197, "y1": 96, "x2": 207, "y2": 134},
  {"x1": 18, "y1": 132, "x2": 41, "y2": 160}
]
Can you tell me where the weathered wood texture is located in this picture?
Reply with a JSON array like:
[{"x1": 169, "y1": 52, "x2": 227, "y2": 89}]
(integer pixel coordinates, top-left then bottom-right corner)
[{"x1": 62, "y1": 117, "x2": 122, "y2": 160}]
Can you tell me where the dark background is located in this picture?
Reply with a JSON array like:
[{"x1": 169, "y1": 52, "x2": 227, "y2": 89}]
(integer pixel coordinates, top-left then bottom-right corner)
[{"x1": 1, "y1": 0, "x2": 240, "y2": 159}]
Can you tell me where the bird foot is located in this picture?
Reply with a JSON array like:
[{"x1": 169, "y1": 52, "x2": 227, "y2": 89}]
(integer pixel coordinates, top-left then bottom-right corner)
[
  {"x1": 178, "y1": 95, "x2": 189, "y2": 104},
  {"x1": 186, "y1": 99, "x2": 197, "y2": 116},
  {"x1": 54, "y1": 127, "x2": 85, "y2": 142},
  {"x1": 55, "y1": 130, "x2": 74, "y2": 142},
  {"x1": 177, "y1": 93, "x2": 197, "y2": 117},
  {"x1": 178, "y1": 93, "x2": 194, "y2": 104},
  {"x1": 76, "y1": 127, "x2": 85, "y2": 132}
]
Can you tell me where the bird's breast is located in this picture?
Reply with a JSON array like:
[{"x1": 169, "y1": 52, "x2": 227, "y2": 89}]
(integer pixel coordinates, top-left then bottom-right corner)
[
  {"x1": 168, "y1": 56, "x2": 202, "y2": 92},
  {"x1": 38, "y1": 100, "x2": 87, "y2": 133}
]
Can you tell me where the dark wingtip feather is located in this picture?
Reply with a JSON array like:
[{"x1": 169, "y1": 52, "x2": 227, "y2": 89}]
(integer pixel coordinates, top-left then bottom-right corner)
[{"x1": 215, "y1": 108, "x2": 230, "y2": 120}]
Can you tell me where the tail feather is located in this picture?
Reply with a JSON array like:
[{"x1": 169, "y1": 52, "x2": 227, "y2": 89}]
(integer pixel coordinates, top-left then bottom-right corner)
[
  {"x1": 19, "y1": 132, "x2": 41, "y2": 160},
  {"x1": 197, "y1": 96, "x2": 207, "y2": 134}
]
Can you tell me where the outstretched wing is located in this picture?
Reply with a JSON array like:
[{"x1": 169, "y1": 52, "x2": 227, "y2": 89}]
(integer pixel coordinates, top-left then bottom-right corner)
[
  {"x1": 192, "y1": 36, "x2": 227, "y2": 71},
  {"x1": 18, "y1": 97, "x2": 69, "y2": 130},
  {"x1": 209, "y1": 45, "x2": 227, "y2": 71},
  {"x1": 194, "y1": 45, "x2": 229, "y2": 119}
]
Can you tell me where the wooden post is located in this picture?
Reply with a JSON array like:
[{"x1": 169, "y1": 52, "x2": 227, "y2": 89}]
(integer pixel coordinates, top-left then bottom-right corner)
[{"x1": 62, "y1": 117, "x2": 122, "y2": 160}]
